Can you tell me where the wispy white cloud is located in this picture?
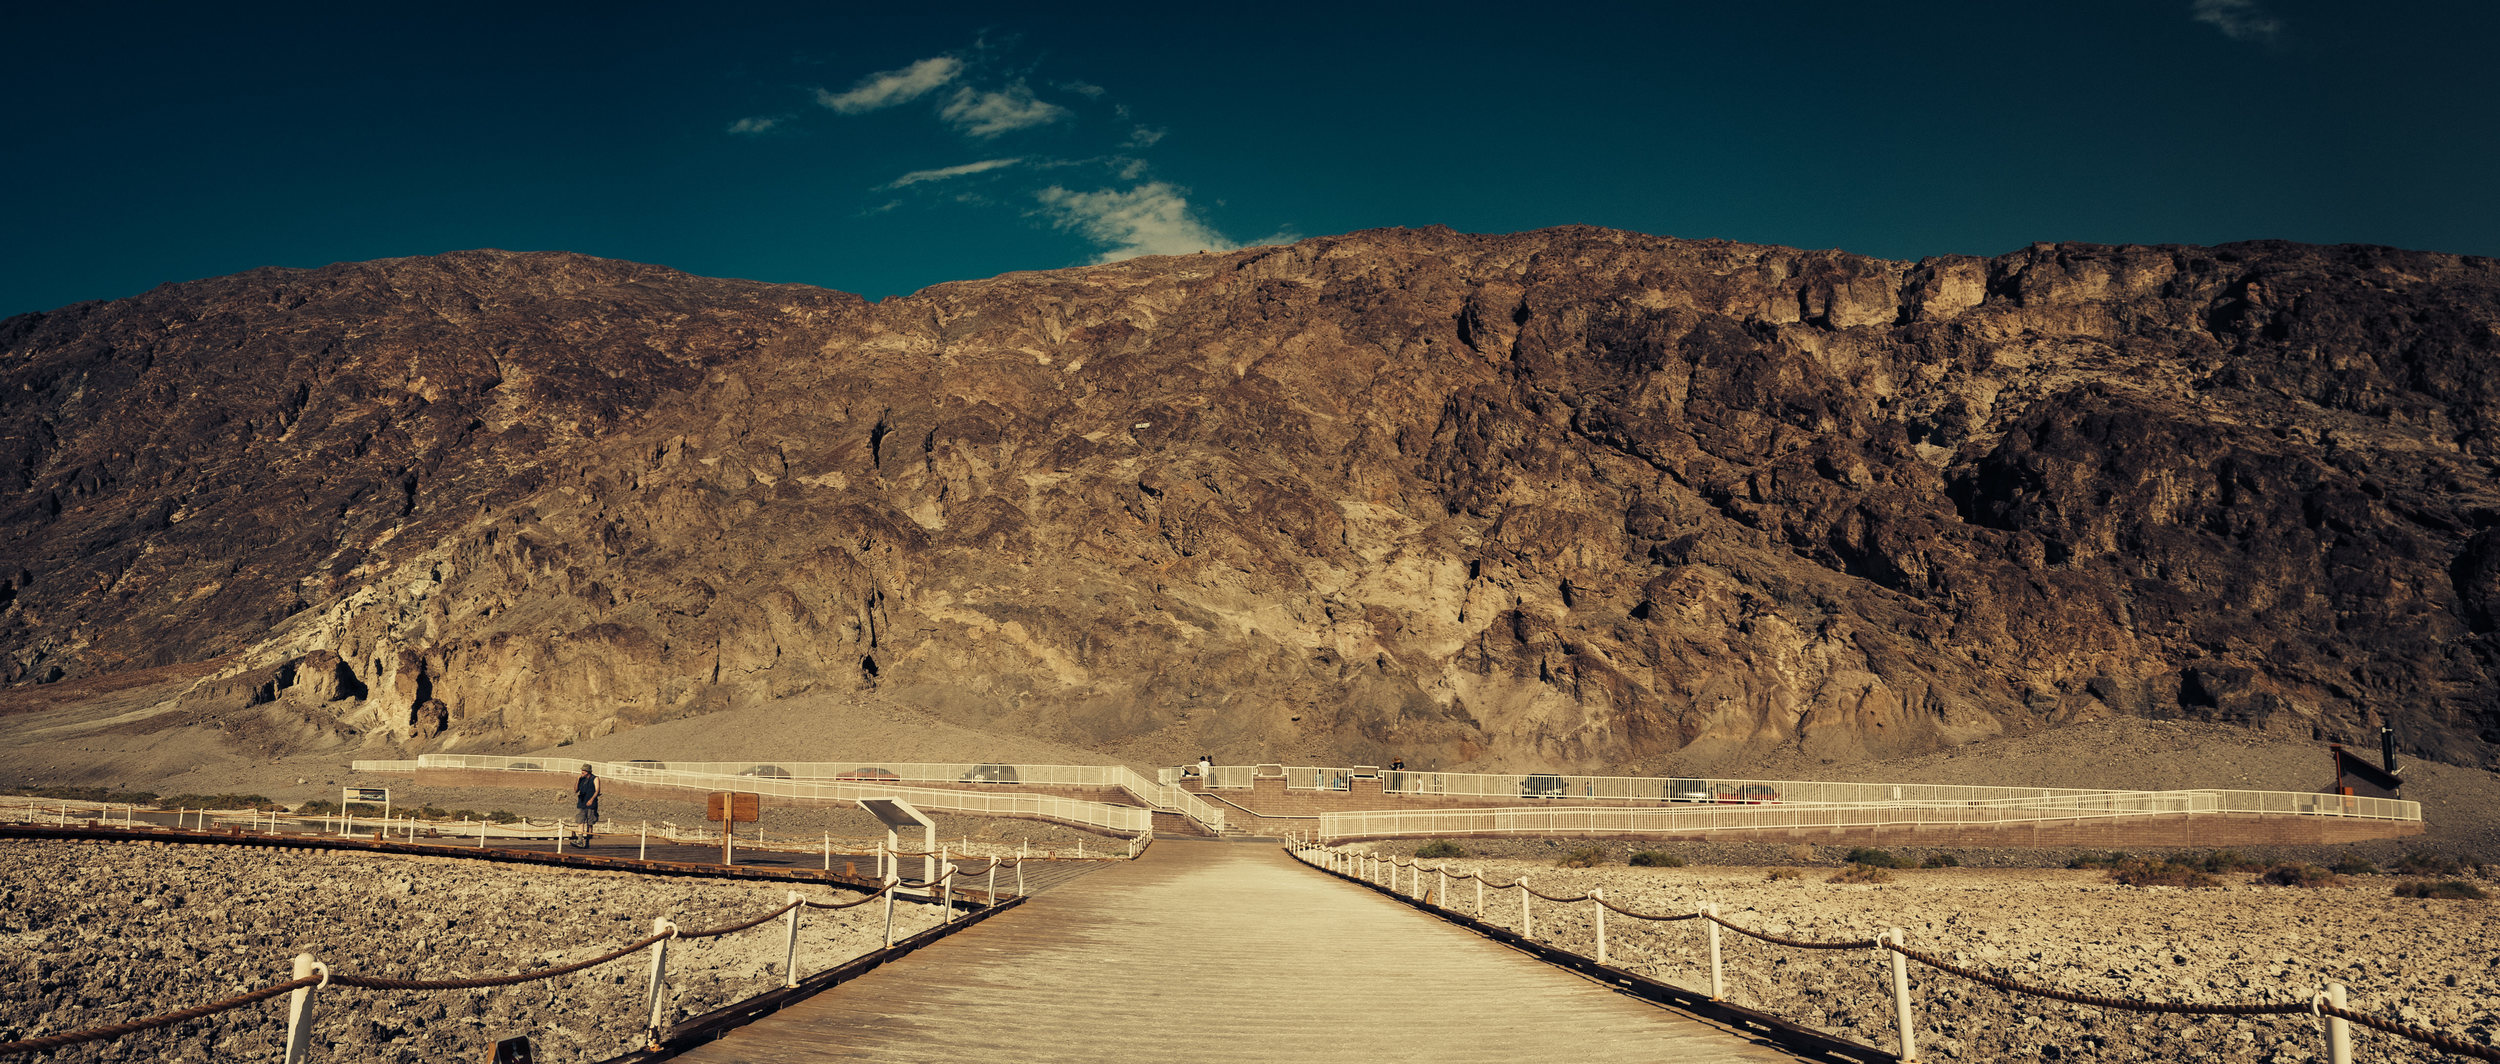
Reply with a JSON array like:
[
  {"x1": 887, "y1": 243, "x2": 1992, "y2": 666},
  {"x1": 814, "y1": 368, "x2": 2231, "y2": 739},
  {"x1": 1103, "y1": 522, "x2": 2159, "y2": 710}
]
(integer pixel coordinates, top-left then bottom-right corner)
[
  {"x1": 2191, "y1": 0, "x2": 2284, "y2": 44},
  {"x1": 726, "y1": 115, "x2": 784, "y2": 135},
  {"x1": 817, "y1": 56, "x2": 963, "y2": 114},
  {"x1": 1034, "y1": 182, "x2": 1243, "y2": 263},
  {"x1": 887, "y1": 157, "x2": 1025, "y2": 188},
  {"x1": 938, "y1": 82, "x2": 1068, "y2": 137},
  {"x1": 1059, "y1": 81, "x2": 1107, "y2": 99},
  {"x1": 1126, "y1": 125, "x2": 1167, "y2": 148}
]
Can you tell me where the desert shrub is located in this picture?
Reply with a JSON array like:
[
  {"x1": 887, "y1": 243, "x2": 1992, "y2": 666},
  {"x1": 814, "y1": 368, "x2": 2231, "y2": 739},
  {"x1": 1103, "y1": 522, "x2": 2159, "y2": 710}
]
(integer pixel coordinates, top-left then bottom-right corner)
[
  {"x1": 2260, "y1": 863, "x2": 2341, "y2": 888},
  {"x1": 343, "y1": 802, "x2": 384, "y2": 816},
  {"x1": 1766, "y1": 867, "x2": 1803, "y2": 882},
  {"x1": 415, "y1": 804, "x2": 451, "y2": 820},
  {"x1": 156, "y1": 793, "x2": 279, "y2": 811},
  {"x1": 1628, "y1": 850, "x2": 1685, "y2": 867},
  {"x1": 7, "y1": 785, "x2": 158, "y2": 804},
  {"x1": 1415, "y1": 840, "x2": 1465, "y2": 858},
  {"x1": 1556, "y1": 845, "x2": 1608, "y2": 868},
  {"x1": 1845, "y1": 848, "x2": 1909, "y2": 869},
  {"x1": 487, "y1": 810, "x2": 521, "y2": 824},
  {"x1": 295, "y1": 798, "x2": 341, "y2": 815},
  {"x1": 2395, "y1": 851, "x2": 2466, "y2": 878},
  {"x1": 2395, "y1": 879, "x2": 2488, "y2": 900},
  {"x1": 1920, "y1": 853, "x2": 1961, "y2": 869},
  {"x1": 2330, "y1": 852, "x2": 2379, "y2": 876},
  {"x1": 2199, "y1": 849, "x2": 2263, "y2": 873},
  {"x1": 1830, "y1": 864, "x2": 1894, "y2": 885},
  {"x1": 2067, "y1": 852, "x2": 2128, "y2": 870},
  {"x1": 2109, "y1": 856, "x2": 2218, "y2": 888}
]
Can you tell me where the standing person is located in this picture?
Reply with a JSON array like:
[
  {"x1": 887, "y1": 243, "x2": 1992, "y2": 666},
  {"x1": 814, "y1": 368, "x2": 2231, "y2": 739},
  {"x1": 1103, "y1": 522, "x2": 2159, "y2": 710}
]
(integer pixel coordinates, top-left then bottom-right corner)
[{"x1": 574, "y1": 765, "x2": 600, "y2": 847}]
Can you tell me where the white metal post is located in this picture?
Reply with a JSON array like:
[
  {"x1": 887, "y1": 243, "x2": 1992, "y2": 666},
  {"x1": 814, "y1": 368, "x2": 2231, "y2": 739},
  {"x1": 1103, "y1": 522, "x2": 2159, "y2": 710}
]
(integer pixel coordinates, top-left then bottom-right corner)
[
  {"x1": 1887, "y1": 928, "x2": 1919, "y2": 1062},
  {"x1": 1475, "y1": 874, "x2": 1484, "y2": 916},
  {"x1": 640, "y1": 821, "x2": 648, "y2": 860},
  {"x1": 823, "y1": 832, "x2": 831, "y2": 871},
  {"x1": 987, "y1": 862, "x2": 996, "y2": 904},
  {"x1": 1707, "y1": 903, "x2": 1725, "y2": 999},
  {"x1": 941, "y1": 867, "x2": 954, "y2": 924},
  {"x1": 281, "y1": 953, "x2": 322, "y2": 1064},
  {"x1": 882, "y1": 881, "x2": 898, "y2": 948},
  {"x1": 781, "y1": 893, "x2": 803, "y2": 989},
  {"x1": 557, "y1": 828, "x2": 564, "y2": 854},
  {"x1": 2326, "y1": 982, "x2": 2352, "y2": 1064},
  {"x1": 478, "y1": 820, "x2": 486, "y2": 848},
  {"x1": 1595, "y1": 889, "x2": 1608, "y2": 966},
  {"x1": 1520, "y1": 879, "x2": 1532, "y2": 940},
  {"x1": 643, "y1": 918, "x2": 677, "y2": 1045},
  {"x1": 1016, "y1": 858, "x2": 1026, "y2": 895}
]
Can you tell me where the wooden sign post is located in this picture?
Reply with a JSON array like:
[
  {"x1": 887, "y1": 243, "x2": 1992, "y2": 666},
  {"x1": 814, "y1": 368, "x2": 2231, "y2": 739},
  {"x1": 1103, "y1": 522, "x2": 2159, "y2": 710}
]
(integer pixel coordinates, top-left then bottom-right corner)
[{"x1": 707, "y1": 791, "x2": 759, "y2": 864}]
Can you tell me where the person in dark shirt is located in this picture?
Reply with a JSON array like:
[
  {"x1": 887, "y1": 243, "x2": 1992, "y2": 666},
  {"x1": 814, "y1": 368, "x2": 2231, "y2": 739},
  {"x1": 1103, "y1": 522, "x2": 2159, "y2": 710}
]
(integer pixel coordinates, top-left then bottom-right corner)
[{"x1": 574, "y1": 765, "x2": 601, "y2": 846}]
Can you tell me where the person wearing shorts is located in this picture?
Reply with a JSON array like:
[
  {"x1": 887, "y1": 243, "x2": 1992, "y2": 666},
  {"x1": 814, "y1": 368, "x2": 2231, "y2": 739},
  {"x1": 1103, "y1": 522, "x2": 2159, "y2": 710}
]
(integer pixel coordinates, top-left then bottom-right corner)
[{"x1": 574, "y1": 765, "x2": 600, "y2": 846}]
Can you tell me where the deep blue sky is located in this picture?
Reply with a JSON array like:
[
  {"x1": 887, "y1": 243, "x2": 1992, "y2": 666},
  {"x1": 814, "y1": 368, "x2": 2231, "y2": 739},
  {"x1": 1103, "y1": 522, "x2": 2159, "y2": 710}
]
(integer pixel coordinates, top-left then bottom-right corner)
[{"x1": 5, "y1": 1, "x2": 2496, "y2": 318}]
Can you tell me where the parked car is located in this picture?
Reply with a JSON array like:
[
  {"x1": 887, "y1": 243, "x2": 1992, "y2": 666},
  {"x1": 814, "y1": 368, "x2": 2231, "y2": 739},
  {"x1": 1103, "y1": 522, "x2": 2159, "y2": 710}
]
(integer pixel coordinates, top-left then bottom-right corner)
[
  {"x1": 838, "y1": 768, "x2": 900, "y2": 782},
  {"x1": 1716, "y1": 784, "x2": 1781, "y2": 804},
  {"x1": 1666, "y1": 778, "x2": 1713, "y2": 803},
  {"x1": 960, "y1": 764, "x2": 1020, "y2": 784},
  {"x1": 1520, "y1": 773, "x2": 1568, "y2": 798},
  {"x1": 739, "y1": 765, "x2": 792, "y2": 779}
]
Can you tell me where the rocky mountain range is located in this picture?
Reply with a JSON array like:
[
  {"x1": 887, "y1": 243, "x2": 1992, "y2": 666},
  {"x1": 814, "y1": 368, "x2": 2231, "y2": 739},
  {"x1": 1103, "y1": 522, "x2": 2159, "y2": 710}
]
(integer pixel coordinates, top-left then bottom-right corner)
[{"x1": 5, "y1": 227, "x2": 2498, "y2": 772}]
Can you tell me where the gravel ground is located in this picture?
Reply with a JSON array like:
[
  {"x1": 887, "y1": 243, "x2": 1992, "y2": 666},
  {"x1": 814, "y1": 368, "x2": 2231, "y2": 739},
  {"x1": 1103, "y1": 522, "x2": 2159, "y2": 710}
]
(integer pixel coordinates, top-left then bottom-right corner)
[
  {"x1": 0, "y1": 840, "x2": 944, "y2": 1062},
  {"x1": 1342, "y1": 847, "x2": 2500, "y2": 1064}
]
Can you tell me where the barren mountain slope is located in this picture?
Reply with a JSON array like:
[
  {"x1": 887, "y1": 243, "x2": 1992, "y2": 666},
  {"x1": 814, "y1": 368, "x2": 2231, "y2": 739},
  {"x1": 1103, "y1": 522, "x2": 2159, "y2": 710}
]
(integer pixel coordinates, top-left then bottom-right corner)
[{"x1": 4, "y1": 227, "x2": 2498, "y2": 776}]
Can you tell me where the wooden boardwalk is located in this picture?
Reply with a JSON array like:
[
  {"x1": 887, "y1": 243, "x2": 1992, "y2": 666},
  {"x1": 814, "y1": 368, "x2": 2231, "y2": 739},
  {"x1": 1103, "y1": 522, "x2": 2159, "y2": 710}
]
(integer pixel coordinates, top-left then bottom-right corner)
[{"x1": 673, "y1": 838, "x2": 1802, "y2": 1063}]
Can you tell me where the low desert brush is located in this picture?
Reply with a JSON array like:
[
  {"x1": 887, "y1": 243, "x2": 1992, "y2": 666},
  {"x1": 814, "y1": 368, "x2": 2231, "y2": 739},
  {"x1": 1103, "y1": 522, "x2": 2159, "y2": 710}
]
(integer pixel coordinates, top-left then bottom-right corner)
[
  {"x1": 1556, "y1": 845, "x2": 1608, "y2": 868},
  {"x1": 1844, "y1": 847, "x2": 1909, "y2": 869},
  {"x1": 1628, "y1": 850, "x2": 1685, "y2": 867},
  {"x1": 1920, "y1": 853, "x2": 1961, "y2": 868},
  {"x1": 2200, "y1": 849, "x2": 2264, "y2": 873},
  {"x1": 2259, "y1": 863, "x2": 2341, "y2": 888},
  {"x1": 1414, "y1": 840, "x2": 1465, "y2": 859},
  {"x1": 2395, "y1": 851, "x2": 2466, "y2": 878},
  {"x1": 1829, "y1": 864, "x2": 1895, "y2": 885},
  {"x1": 2394, "y1": 879, "x2": 2488, "y2": 900},
  {"x1": 2108, "y1": 856, "x2": 2218, "y2": 888},
  {"x1": 2331, "y1": 852, "x2": 2379, "y2": 876}
]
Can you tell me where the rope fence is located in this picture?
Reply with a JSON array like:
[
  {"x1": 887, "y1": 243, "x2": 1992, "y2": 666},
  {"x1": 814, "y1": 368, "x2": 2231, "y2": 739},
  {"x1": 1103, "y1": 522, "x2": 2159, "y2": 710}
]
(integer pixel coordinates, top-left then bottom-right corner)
[
  {"x1": 0, "y1": 875, "x2": 949, "y2": 1062},
  {"x1": 1303, "y1": 844, "x2": 2500, "y2": 1064}
]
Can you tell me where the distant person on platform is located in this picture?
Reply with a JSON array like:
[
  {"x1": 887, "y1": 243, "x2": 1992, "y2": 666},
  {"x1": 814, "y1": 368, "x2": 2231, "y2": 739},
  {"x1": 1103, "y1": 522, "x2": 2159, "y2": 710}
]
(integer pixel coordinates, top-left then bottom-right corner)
[
  {"x1": 1198, "y1": 754, "x2": 1212, "y2": 781},
  {"x1": 574, "y1": 765, "x2": 601, "y2": 846}
]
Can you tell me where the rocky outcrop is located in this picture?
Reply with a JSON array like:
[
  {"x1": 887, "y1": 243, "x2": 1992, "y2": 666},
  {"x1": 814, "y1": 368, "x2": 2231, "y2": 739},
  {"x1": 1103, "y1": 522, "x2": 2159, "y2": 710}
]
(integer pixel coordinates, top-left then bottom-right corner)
[{"x1": 3, "y1": 229, "x2": 2498, "y2": 770}]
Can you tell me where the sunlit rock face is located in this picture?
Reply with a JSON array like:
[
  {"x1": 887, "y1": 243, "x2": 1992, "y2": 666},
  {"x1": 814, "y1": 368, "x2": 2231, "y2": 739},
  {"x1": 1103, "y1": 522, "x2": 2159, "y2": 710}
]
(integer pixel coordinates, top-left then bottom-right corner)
[{"x1": 5, "y1": 228, "x2": 2497, "y2": 769}]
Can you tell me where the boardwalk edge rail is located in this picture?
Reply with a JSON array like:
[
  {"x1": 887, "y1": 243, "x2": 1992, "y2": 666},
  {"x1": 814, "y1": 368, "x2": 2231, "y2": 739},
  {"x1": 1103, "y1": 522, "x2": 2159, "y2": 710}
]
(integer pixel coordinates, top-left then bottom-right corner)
[
  {"x1": 1300, "y1": 845, "x2": 1894, "y2": 1064},
  {"x1": 0, "y1": 829, "x2": 1037, "y2": 1061},
  {"x1": 1299, "y1": 845, "x2": 2500, "y2": 1064}
]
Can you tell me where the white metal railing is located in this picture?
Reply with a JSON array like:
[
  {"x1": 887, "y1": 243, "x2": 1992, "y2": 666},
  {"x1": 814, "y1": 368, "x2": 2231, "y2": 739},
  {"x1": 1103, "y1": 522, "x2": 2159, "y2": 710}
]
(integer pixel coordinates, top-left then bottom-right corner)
[
  {"x1": 361, "y1": 756, "x2": 1224, "y2": 833},
  {"x1": 1313, "y1": 788, "x2": 2417, "y2": 841},
  {"x1": 360, "y1": 756, "x2": 1152, "y2": 834},
  {"x1": 1174, "y1": 764, "x2": 2420, "y2": 817}
]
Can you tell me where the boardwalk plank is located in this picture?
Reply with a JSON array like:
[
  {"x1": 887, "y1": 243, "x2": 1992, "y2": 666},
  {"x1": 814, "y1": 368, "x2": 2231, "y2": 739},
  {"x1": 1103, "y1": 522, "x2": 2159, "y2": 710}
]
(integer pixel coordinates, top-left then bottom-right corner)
[{"x1": 674, "y1": 839, "x2": 1804, "y2": 1063}]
